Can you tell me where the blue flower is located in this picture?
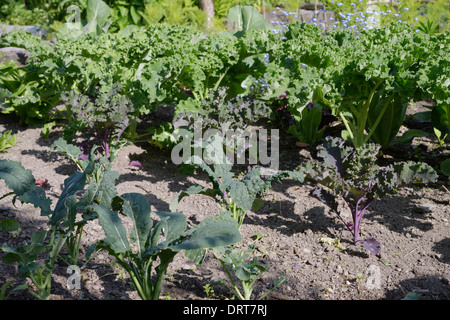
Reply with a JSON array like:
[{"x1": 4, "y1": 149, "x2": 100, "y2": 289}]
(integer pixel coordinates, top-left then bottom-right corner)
[{"x1": 337, "y1": 2, "x2": 343, "y2": 7}]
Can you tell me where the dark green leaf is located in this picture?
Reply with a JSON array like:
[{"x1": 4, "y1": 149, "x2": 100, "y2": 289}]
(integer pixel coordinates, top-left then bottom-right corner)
[
  {"x1": 395, "y1": 129, "x2": 429, "y2": 144},
  {"x1": 91, "y1": 205, "x2": 130, "y2": 253},
  {"x1": 440, "y1": 158, "x2": 450, "y2": 176}
]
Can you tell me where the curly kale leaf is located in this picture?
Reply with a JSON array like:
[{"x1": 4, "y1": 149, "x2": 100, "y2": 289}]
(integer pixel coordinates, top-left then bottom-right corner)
[{"x1": 173, "y1": 87, "x2": 272, "y2": 132}]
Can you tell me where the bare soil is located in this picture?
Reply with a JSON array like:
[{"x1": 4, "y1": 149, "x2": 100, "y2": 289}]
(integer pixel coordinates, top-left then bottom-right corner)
[{"x1": 0, "y1": 107, "x2": 449, "y2": 301}]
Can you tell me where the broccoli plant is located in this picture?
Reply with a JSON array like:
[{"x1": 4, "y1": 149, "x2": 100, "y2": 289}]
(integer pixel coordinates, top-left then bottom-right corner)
[{"x1": 298, "y1": 137, "x2": 437, "y2": 255}]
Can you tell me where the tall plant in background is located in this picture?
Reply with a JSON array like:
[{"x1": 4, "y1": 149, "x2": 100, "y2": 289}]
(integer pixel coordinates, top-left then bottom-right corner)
[
  {"x1": 139, "y1": 0, "x2": 207, "y2": 30},
  {"x1": 416, "y1": 31, "x2": 450, "y2": 147},
  {"x1": 331, "y1": 22, "x2": 430, "y2": 149}
]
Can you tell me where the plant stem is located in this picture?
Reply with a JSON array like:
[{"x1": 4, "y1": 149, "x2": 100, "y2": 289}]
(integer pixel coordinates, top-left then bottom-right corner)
[
  {"x1": 211, "y1": 250, "x2": 245, "y2": 300},
  {"x1": 242, "y1": 281, "x2": 254, "y2": 300},
  {"x1": 339, "y1": 111, "x2": 354, "y2": 140},
  {"x1": 352, "y1": 197, "x2": 374, "y2": 245},
  {"x1": 153, "y1": 260, "x2": 171, "y2": 300},
  {"x1": 364, "y1": 93, "x2": 394, "y2": 145},
  {"x1": 357, "y1": 79, "x2": 383, "y2": 148},
  {"x1": 212, "y1": 67, "x2": 231, "y2": 92}
]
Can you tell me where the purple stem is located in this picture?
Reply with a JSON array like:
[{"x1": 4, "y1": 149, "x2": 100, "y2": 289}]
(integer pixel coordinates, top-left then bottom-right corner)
[
  {"x1": 103, "y1": 130, "x2": 110, "y2": 158},
  {"x1": 352, "y1": 197, "x2": 374, "y2": 245},
  {"x1": 94, "y1": 129, "x2": 111, "y2": 159},
  {"x1": 335, "y1": 196, "x2": 374, "y2": 245}
]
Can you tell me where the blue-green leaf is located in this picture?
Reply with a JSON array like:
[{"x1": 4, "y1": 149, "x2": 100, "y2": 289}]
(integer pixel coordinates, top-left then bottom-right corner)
[{"x1": 92, "y1": 205, "x2": 130, "y2": 253}]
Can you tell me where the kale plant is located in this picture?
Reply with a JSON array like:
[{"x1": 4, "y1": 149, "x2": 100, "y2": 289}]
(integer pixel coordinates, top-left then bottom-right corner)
[
  {"x1": 170, "y1": 88, "x2": 272, "y2": 159},
  {"x1": 0, "y1": 157, "x2": 119, "y2": 299},
  {"x1": 298, "y1": 136, "x2": 437, "y2": 255},
  {"x1": 92, "y1": 194, "x2": 242, "y2": 300},
  {"x1": 174, "y1": 87, "x2": 272, "y2": 133},
  {"x1": 60, "y1": 83, "x2": 138, "y2": 162},
  {"x1": 211, "y1": 244, "x2": 287, "y2": 300},
  {"x1": 171, "y1": 146, "x2": 305, "y2": 227}
]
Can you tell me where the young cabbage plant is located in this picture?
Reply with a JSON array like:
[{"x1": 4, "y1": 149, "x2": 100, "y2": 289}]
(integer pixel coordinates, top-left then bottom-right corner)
[
  {"x1": 0, "y1": 130, "x2": 17, "y2": 152},
  {"x1": 91, "y1": 193, "x2": 242, "y2": 300},
  {"x1": 298, "y1": 137, "x2": 438, "y2": 255},
  {"x1": 0, "y1": 158, "x2": 65, "y2": 299}
]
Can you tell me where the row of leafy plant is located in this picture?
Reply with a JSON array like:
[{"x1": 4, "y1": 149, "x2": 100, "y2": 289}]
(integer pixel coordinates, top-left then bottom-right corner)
[
  {"x1": 0, "y1": 2, "x2": 448, "y2": 299},
  {"x1": 1, "y1": 2, "x2": 449, "y2": 160},
  {"x1": 0, "y1": 132, "x2": 438, "y2": 299}
]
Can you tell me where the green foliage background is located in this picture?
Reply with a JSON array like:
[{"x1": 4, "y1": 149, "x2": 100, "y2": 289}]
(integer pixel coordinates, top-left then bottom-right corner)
[{"x1": 2, "y1": 0, "x2": 448, "y2": 34}]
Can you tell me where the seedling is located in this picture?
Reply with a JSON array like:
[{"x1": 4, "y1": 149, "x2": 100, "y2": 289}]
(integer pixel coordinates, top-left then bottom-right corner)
[{"x1": 211, "y1": 244, "x2": 287, "y2": 300}]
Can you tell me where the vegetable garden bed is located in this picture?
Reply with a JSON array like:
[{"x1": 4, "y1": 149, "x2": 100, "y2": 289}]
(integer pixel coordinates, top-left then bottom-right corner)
[
  {"x1": 0, "y1": 109, "x2": 449, "y2": 300},
  {"x1": 0, "y1": 1, "x2": 449, "y2": 301}
]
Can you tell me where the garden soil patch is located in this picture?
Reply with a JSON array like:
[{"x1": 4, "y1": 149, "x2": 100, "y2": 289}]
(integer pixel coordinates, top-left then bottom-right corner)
[{"x1": 0, "y1": 111, "x2": 449, "y2": 301}]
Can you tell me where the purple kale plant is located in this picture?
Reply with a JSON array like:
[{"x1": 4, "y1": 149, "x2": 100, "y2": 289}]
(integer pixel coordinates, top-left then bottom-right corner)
[
  {"x1": 60, "y1": 83, "x2": 138, "y2": 163},
  {"x1": 298, "y1": 136, "x2": 437, "y2": 255}
]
